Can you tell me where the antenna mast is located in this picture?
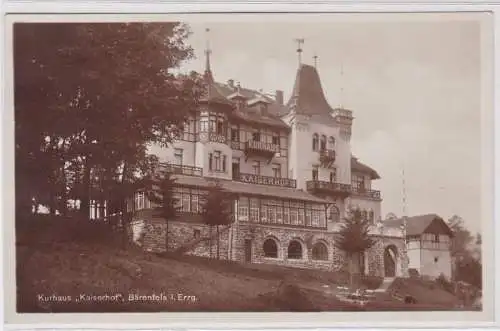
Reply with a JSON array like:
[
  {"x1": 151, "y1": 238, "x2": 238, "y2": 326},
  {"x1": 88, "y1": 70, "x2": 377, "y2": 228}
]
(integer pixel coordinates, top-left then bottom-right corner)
[{"x1": 294, "y1": 38, "x2": 305, "y2": 64}]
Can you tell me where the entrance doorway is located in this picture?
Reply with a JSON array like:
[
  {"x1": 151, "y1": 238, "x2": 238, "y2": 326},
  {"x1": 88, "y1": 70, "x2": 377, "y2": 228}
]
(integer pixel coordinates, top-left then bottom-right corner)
[
  {"x1": 244, "y1": 239, "x2": 252, "y2": 263},
  {"x1": 384, "y1": 245, "x2": 398, "y2": 277}
]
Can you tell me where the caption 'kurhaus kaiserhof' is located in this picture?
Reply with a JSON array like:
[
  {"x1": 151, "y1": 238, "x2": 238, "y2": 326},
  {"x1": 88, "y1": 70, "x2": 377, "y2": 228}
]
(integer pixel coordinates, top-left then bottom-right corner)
[{"x1": 105, "y1": 35, "x2": 453, "y2": 280}]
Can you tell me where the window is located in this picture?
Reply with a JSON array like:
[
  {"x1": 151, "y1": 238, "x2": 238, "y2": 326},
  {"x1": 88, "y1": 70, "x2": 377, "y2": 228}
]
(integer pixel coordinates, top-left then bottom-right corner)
[
  {"x1": 362, "y1": 210, "x2": 368, "y2": 220},
  {"x1": 312, "y1": 242, "x2": 328, "y2": 260},
  {"x1": 238, "y1": 197, "x2": 249, "y2": 220},
  {"x1": 173, "y1": 187, "x2": 205, "y2": 214},
  {"x1": 312, "y1": 133, "x2": 319, "y2": 151},
  {"x1": 434, "y1": 257, "x2": 439, "y2": 263},
  {"x1": 210, "y1": 151, "x2": 226, "y2": 172},
  {"x1": 272, "y1": 135, "x2": 280, "y2": 146},
  {"x1": 329, "y1": 205, "x2": 340, "y2": 222},
  {"x1": 216, "y1": 121, "x2": 224, "y2": 135},
  {"x1": 329, "y1": 169, "x2": 336, "y2": 183},
  {"x1": 252, "y1": 131, "x2": 261, "y2": 141},
  {"x1": 231, "y1": 127, "x2": 239, "y2": 141},
  {"x1": 200, "y1": 118, "x2": 208, "y2": 132},
  {"x1": 433, "y1": 234, "x2": 440, "y2": 243},
  {"x1": 222, "y1": 155, "x2": 227, "y2": 172},
  {"x1": 208, "y1": 153, "x2": 213, "y2": 171},
  {"x1": 135, "y1": 192, "x2": 145, "y2": 210},
  {"x1": 191, "y1": 194, "x2": 199, "y2": 213},
  {"x1": 287, "y1": 241, "x2": 303, "y2": 259},
  {"x1": 328, "y1": 136, "x2": 336, "y2": 149},
  {"x1": 249, "y1": 198, "x2": 259, "y2": 222},
  {"x1": 312, "y1": 167, "x2": 319, "y2": 181},
  {"x1": 252, "y1": 161, "x2": 261, "y2": 175},
  {"x1": 368, "y1": 210, "x2": 374, "y2": 223},
  {"x1": 209, "y1": 118, "x2": 216, "y2": 132},
  {"x1": 193, "y1": 229, "x2": 201, "y2": 239},
  {"x1": 173, "y1": 148, "x2": 183, "y2": 165},
  {"x1": 272, "y1": 163, "x2": 281, "y2": 178},
  {"x1": 320, "y1": 135, "x2": 327, "y2": 151},
  {"x1": 263, "y1": 239, "x2": 278, "y2": 258},
  {"x1": 352, "y1": 174, "x2": 365, "y2": 190}
]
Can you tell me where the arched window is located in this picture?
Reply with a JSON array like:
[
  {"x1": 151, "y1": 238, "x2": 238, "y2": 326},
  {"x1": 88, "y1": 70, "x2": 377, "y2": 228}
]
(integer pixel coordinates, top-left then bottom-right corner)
[
  {"x1": 263, "y1": 238, "x2": 278, "y2": 258},
  {"x1": 320, "y1": 135, "x2": 327, "y2": 151},
  {"x1": 312, "y1": 242, "x2": 328, "y2": 260},
  {"x1": 312, "y1": 134, "x2": 319, "y2": 151},
  {"x1": 362, "y1": 210, "x2": 368, "y2": 220},
  {"x1": 328, "y1": 205, "x2": 340, "y2": 222},
  {"x1": 328, "y1": 136, "x2": 336, "y2": 149},
  {"x1": 287, "y1": 240, "x2": 303, "y2": 259}
]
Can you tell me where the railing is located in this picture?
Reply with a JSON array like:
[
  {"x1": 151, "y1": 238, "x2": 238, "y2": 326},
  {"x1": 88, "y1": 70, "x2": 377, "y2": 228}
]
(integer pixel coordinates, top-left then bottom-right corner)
[
  {"x1": 306, "y1": 181, "x2": 352, "y2": 196},
  {"x1": 319, "y1": 149, "x2": 336, "y2": 166},
  {"x1": 245, "y1": 140, "x2": 280, "y2": 154},
  {"x1": 332, "y1": 108, "x2": 353, "y2": 118},
  {"x1": 196, "y1": 131, "x2": 227, "y2": 145},
  {"x1": 351, "y1": 187, "x2": 381, "y2": 199},
  {"x1": 233, "y1": 172, "x2": 296, "y2": 188},
  {"x1": 162, "y1": 164, "x2": 203, "y2": 177}
]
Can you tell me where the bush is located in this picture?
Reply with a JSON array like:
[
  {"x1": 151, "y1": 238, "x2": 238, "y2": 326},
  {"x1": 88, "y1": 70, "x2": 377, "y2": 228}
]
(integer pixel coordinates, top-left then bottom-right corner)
[{"x1": 404, "y1": 295, "x2": 417, "y2": 304}]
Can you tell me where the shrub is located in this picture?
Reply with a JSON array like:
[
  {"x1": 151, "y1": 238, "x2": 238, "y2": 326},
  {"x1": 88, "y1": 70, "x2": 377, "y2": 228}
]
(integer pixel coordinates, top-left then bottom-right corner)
[{"x1": 436, "y1": 273, "x2": 454, "y2": 294}]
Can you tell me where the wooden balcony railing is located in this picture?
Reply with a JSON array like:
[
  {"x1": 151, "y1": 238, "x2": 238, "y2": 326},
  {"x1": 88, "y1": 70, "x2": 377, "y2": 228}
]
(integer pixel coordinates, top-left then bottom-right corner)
[
  {"x1": 162, "y1": 164, "x2": 203, "y2": 177},
  {"x1": 306, "y1": 180, "x2": 351, "y2": 197},
  {"x1": 233, "y1": 172, "x2": 296, "y2": 188},
  {"x1": 351, "y1": 187, "x2": 381, "y2": 199}
]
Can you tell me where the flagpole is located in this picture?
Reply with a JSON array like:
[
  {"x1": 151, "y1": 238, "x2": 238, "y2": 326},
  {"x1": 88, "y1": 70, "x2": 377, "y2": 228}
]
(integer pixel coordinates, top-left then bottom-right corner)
[{"x1": 401, "y1": 163, "x2": 409, "y2": 278}]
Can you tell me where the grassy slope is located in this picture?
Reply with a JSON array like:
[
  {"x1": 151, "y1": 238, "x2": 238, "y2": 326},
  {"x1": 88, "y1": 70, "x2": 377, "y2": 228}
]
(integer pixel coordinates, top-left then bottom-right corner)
[{"x1": 15, "y1": 216, "x2": 464, "y2": 312}]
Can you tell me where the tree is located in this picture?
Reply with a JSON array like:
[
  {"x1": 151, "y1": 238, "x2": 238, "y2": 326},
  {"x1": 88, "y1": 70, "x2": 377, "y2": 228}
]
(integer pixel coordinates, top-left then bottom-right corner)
[
  {"x1": 334, "y1": 208, "x2": 376, "y2": 288},
  {"x1": 14, "y1": 23, "x2": 202, "y2": 220},
  {"x1": 200, "y1": 181, "x2": 234, "y2": 259},
  {"x1": 147, "y1": 166, "x2": 179, "y2": 252}
]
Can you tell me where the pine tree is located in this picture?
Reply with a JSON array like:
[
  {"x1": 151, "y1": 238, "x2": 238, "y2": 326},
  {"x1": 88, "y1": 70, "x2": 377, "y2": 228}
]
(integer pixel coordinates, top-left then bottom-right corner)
[
  {"x1": 147, "y1": 166, "x2": 179, "y2": 252},
  {"x1": 334, "y1": 208, "x2": 376, "y2": 288},
  {"x1": 200, "y1": 181, "x2": 234, "y2": 259}
]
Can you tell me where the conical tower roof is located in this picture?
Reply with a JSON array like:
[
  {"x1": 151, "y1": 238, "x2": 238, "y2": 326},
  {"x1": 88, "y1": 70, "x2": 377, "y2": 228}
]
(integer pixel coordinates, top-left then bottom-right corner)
[{"x1": 286, "y1": 64, "x2": 335, "y2": 117}]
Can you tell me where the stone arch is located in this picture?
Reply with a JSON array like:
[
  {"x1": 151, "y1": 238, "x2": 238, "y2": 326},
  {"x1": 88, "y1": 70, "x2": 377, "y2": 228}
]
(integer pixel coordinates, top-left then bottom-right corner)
[
  {"x1": 287, "y1": 239, "x2": 304, "y2": 260},
  {"x1": 263, "y1": 236, "x2": 280, "y2": 258},
  {"x1": 384, "y1": 244, "x2": 399, "y2": 277},
  {"x1": 311, "y1": 241, "x2": 329, "y2": 261}
]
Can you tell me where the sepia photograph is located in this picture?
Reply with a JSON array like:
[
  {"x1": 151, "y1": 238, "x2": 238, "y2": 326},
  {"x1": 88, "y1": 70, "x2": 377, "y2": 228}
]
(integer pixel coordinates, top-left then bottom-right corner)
[{"x1": 5, "y1": 11, "x2": 494, "y2": 323}]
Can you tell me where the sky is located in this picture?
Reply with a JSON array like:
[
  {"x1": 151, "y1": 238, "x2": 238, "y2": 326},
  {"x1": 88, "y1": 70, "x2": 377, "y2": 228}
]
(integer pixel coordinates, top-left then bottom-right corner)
[{"x1": 177, "y1": 16, "x2": 484, "y2": 234}]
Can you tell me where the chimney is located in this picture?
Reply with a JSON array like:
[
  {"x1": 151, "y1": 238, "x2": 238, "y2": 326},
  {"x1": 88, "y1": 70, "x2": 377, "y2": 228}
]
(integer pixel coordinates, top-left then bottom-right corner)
[
  {"x1": 227, "y1": 79, "x2": 234, "y2": 89},
  {"x1": 275, "y1": 90, "x2": 284, "y2": 105}
]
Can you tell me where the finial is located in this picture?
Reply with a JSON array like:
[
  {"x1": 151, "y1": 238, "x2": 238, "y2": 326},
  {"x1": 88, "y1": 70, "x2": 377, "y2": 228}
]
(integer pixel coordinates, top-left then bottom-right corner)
[
  {"x1": 204, "y1": 28, "x2": 213, "y2": 81},
  {"x1": 313, "y1": 53, "x2": 318, "y2": 68},
  {"x1": 294, "y1": 38, "x2": 304, "y2": 64}
]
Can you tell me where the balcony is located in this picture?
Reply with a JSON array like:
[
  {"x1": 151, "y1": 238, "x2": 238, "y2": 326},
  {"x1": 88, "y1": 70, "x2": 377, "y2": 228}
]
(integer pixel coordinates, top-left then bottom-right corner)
[
  {"x1": 244, "y1": 140, "x2": 280, "y2": 162},
  {"x1": 351, "y1": 187, "x2": 381, "y2": 200},
  {"x1": 306, "y1": 180, "x2": 351, "y2": 198},
  {"x1": 162, "y1": 164, "x2": 203, "y2": 177},
  {"x1": 233, "y1": 172, "x2": 296, "y2": 188},
  {"x1": 319, "y1": 149, "x2": 336, "y2": 168}
]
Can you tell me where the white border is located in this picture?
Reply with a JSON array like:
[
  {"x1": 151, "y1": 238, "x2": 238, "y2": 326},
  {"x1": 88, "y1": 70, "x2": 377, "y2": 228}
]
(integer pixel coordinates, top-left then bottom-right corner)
[{"x1": 1, "y1": 4, "x2": 498, "y2": 330}]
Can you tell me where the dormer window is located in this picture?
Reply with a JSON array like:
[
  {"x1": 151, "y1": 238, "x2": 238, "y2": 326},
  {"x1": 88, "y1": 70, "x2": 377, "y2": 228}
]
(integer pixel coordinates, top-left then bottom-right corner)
[{"x1": 312, "y1": 134, "x2": 319, "y2": 151}]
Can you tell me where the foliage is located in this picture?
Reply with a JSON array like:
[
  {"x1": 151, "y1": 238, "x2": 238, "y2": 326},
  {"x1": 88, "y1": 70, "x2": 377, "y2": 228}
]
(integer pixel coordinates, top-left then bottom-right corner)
[
  {"x1": 200, "y1": 180, "x2": 234, "y2": 259},
  {"x1": 334, "y1": 208, "x2": 376, "y2": 287},
  {"x1": 436, "y1": 273, "x2": 454, "y2": 294},
  {"x1": 14, "y1": 23, "x2": 201, "y2": 221},
  {"x1": 334, "y1": 208, "x2": 376, "y2": 254},
  {"x1": 146, "y1": 166, "x2": 180, "y2": 251}
]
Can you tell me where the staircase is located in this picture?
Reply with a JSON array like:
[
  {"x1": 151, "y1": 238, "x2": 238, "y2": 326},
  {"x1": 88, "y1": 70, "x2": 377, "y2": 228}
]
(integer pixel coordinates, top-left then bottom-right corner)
[
  {"x1": 174, "y1": 225, "x2": 231, "y2": 255},
  {"x1": 373, "y1": 277, "x2": 396, "y2": 293}
]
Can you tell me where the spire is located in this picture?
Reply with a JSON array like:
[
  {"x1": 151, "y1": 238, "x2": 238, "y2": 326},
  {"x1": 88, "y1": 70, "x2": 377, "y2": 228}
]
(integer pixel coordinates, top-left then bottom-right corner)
[
  {"x1": 204, "y1": 28, "x2": 213, "y2": 82},
  {"x1": 294, "y1": 38, "x2": 304, "y2": 64},
  {"x1": 313, "y1": 53, "x2": 318, "y2": 68}
]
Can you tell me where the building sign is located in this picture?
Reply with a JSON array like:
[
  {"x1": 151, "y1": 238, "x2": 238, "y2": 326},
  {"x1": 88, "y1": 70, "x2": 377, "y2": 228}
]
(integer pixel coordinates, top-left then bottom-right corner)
[{"x1": 236, "y1": 173, "x2": 296, "y2": 188}]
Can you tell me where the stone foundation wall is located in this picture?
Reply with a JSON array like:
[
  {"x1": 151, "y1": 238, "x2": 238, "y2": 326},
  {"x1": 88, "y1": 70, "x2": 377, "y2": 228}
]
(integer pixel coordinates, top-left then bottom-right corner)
[{"x1": 133, "y1": 215, "x2": 406, "y2": 276}]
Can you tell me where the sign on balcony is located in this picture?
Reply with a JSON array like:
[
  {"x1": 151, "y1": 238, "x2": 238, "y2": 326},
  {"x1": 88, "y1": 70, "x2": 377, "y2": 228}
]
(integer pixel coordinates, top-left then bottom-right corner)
[
  {"x1": 235, "y1": 173, "x2": 296, "y2": 188},
  {"x1": 245, "y1": 140, "x2": 280, "y2": 154}
]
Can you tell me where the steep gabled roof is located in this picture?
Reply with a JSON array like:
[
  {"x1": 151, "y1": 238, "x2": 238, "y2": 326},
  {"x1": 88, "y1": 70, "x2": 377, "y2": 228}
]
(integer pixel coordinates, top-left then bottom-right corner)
[
  {"x1": 286, "y1": 64, "x2": 336, "y2": 124},
  {"x1": 383, "y1": 214, "x2": 453, "y2": 237},
  {"x1": 351, "y1": 156, "x2": 381, "y2": 180}
]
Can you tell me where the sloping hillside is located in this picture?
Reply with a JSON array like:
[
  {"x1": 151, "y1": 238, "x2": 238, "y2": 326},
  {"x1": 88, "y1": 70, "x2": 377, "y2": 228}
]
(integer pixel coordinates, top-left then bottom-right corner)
[{"x1": 15, "y1": 216, "x2": 465, "y2": 312}]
